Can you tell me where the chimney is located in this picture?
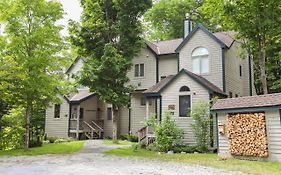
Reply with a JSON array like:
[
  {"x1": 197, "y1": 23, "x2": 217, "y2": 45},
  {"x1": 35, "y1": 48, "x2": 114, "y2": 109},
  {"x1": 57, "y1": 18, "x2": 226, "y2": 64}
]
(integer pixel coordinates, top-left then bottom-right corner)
[{"x1": 183, "y1": 13, "x2": 192, "y2": 38}]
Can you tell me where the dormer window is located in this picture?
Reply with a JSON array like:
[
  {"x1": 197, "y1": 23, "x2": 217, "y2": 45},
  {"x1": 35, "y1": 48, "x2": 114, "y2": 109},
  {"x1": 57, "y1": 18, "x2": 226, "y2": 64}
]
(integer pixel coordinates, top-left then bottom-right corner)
[{"x1": 192, "y1": 47, "x2": 209, "y2": 74}]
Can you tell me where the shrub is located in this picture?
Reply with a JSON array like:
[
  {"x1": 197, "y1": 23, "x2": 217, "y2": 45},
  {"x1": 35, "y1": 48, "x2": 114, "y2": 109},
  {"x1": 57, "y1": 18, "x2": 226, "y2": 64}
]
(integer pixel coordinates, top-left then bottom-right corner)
[
  {"x1": 131, "y1": 143, "x2": 140, "y2": 152},
  {"x1": 54, "y1": 138, "x2": 68, "y2": 144},
  {"x1": 29, "y1": 140, "x2": 43, "y2": 148},
  {"x1": 172, "y1": 145, "x2": 197, "y2": 153},
  {"x1": 127, "y1": 134, "x2": 138, "y2": 142},
  {"x1": 191, "y1": 100, "x2": 212, "y2": 153},
  {"x1": 48, "y1": 137, "x2": 58, "y2": 143},
  {"x1": 0, "y1": 108, "x2": 25, "y2": 151},
  {"x1": 147, "y1": 112, "x2": 184, "y2": 152},
  {"x1": 118, "y1": 134, "x2": 127, "y2": 140}
]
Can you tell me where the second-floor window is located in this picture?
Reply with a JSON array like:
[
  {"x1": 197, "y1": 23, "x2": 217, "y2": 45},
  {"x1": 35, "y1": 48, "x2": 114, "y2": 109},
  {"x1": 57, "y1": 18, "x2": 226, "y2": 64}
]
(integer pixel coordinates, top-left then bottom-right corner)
[
  {"x1": 135, "y1": 63, "x2": 144, "y2": 77},
  {"x1": 192, "y1": 47, "x2": 209, "y2": 74},
  {"x1": 54, "y1": 104, "x2": 60, "y2": 118}
]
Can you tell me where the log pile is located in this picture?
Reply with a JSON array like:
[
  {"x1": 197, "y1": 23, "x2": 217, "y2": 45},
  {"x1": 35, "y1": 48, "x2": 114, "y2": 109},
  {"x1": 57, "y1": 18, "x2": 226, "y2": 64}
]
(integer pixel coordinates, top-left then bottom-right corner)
[{"x1": 227, "y1": 113, "x2": 268, "y2": 157}]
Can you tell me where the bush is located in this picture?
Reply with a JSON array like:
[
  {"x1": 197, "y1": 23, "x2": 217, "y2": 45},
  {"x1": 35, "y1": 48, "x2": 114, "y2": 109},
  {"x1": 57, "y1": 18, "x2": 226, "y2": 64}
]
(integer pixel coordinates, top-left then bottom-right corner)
[
  {"x1": 191, "y1": 100, "x2": 212, "y2": 153},
  {"x1": 54, "y1": 138, "x2": 68, "y2": 144},
  {"x1": 0, "y1": 108, "x2": 25, "y2": 151},
  {"x1": 118, "y1": 134, "x2": 127, "y2": 140},
  {"x1": 29, "y1": 140, "x2": 43, "y2": 148},
  {"x1": 118, "y1": 134, "x2": 138, "y2": 142},
  {"x1": 48, "y1": 137, "x2": 58, "y2": 143},
  {"x1": 172, "y1": 145, "x2": 197, "y2": 153},
  {"x1": 146, "y1": 112, "x2": 184, "y2": 152}
]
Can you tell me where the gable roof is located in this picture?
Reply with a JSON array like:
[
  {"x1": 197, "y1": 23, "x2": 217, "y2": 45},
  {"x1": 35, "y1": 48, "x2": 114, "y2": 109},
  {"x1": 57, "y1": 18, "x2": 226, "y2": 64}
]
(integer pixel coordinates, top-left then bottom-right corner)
[
  {"x1": 175, "y1": 24, "x2": 232, "y2": 52},
  {"x1": 65, "y1": 56, "x2": 85, "y2": 74},
  {"x1": 212, "y1": 93, "x2": 281, "y2": 113},
  {"x1": 68, "y1": 89, "x2": 96, "y2": 104},
  {"x1": 143, "y1": 69, "x2": 226, "y2": 97},
  {"x1": 213, "y1": 31, "x2": 236, "y2": 48},
  {"x1": 145, "y1": 38, "x2": 183, "y2": 56}
]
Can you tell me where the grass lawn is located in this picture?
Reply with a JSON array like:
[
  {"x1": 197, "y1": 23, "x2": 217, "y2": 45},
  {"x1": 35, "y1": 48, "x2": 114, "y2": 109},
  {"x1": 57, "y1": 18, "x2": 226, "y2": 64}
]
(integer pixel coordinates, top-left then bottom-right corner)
[
  {"x1": 105, "y1": 147, "x2": 281, "y2": 175},
  {"x1": 103, "y1": 139, "x2": 134, "y2": 145},
  {"x1": 0, "y1": 141, "x2": 85, "y2": 156}
]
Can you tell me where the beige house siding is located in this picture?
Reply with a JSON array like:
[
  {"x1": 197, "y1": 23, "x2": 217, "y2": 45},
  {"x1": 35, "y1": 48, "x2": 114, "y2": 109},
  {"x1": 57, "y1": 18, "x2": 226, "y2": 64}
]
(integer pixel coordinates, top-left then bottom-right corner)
[
  {"x1": 119, "y1": 107, "x2": 129, "y2": 135},
  {"x1": 127, "y1": 48, "x2": 156, "y2": 90},
  {"x1": 218, "y1": 110, "x2": 281, "y2": 162},
  {"x1": 225, "y1": 42, "x2": 244, "y2": 97},
  {"x1": 161, "y1": 73, "x2": 210, "y2": 144},
  {"x1": 158, "y1": 55, "x2": 177, "y2": 80},
  {"x1": 265, "y1": 110, "x2": 281, "y2": 162},
  {"x1": 98, "y1": 102, "x2": 112, "y2": 138},
  {"x1": 45, "y1": 95, "x2": 69, "y2": 138},
  {"x1": 179, "y1": 29, "x2": 223, "y2": 90},
  {"x1": 130, "y1": 92, "x2": 155, "y2": 134}
]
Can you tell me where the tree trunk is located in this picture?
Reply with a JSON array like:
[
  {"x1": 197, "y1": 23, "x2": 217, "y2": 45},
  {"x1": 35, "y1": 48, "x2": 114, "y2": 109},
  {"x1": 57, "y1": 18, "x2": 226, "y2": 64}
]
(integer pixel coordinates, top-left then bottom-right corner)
[
  {"x1": 25, "y1": 106, "x2": 31, "y2": 151},
  {"x1": 112, "y1": 106, "x2": 119, "y2": 143}
]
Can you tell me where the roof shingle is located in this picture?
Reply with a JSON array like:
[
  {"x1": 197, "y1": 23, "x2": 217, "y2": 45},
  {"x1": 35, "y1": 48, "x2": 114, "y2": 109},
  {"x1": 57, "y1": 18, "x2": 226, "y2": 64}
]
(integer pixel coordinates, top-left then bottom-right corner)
[{"x1": 212, "y1": 93, "x2": 281, "y2": 111}]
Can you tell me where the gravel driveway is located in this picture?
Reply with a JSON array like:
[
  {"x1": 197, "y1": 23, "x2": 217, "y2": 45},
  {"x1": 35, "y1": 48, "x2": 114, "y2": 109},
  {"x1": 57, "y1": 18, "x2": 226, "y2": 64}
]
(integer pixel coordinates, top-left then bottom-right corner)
[{"x1": 0, "y1": 140, "x2": 249, "y2": 175}]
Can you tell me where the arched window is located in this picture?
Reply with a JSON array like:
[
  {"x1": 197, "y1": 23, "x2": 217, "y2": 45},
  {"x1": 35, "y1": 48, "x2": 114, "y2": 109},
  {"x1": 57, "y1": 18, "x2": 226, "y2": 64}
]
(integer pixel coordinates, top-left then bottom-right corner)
[
  {"x1": 179, "y1": 86, "x2": 191, "y2": 117},
  {"x1": 179, "y1": 86, "x2": 190, "y2": 92},
  {"x1": 192, "y1": 47, "x2": 209, "y2": 74}
]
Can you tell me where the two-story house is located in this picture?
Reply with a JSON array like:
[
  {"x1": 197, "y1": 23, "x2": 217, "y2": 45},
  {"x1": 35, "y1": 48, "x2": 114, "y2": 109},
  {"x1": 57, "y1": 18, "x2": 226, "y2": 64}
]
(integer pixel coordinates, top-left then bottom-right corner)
[{"x1": 45, "y1": 18, "x2": 255, "y2": 145}]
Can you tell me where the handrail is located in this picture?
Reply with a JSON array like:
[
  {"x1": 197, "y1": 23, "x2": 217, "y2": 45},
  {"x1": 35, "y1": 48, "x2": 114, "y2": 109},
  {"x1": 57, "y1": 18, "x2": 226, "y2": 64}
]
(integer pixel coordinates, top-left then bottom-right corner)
[
  {"x1": 83, "y1": 121, "x2": 96, "y2": 131},
  {"x1": 91, "y1": 121, "x2": 103, "y2": 131}
]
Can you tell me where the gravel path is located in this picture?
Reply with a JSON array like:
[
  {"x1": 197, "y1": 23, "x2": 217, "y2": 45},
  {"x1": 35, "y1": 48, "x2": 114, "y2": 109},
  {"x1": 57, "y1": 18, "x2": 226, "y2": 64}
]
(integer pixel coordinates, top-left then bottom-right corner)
[{"x1": 0, "y1": 140, "x2": 249, "y2": 175}]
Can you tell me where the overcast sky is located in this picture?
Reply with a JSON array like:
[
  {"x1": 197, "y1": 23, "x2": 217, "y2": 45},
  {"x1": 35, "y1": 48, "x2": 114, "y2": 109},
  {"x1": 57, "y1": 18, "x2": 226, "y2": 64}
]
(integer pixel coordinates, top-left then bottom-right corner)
[{"x1": 57, "y1": 0, "x2": 82, "y2": 36}]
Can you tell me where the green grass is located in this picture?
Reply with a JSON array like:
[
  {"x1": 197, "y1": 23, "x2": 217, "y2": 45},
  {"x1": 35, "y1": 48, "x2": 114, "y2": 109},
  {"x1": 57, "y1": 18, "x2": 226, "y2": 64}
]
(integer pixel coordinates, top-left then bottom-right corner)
[
  {"x1": 0, "y1": 141, "x2": 85, "y2": 156},
  {"x1": 105, "y1": 147, "x2": 281, "y2": 175},
  {"x1": 103, "y1": 139, "x2": 134, "y2": 145}
]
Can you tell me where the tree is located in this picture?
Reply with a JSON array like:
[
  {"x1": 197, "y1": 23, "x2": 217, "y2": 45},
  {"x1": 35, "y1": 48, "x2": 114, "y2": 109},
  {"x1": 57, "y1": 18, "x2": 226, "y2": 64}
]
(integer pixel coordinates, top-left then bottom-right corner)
[
  {"x1": 69, "y1": 0, "x2": 152, "y2": 141},
  {"x1": 201, "y1": 0, "x2": 281, "y2": 94},
  {"x1": 0, "y1": 0, "x2": 67, "y2": 150},
  {"x1": 144, "y1": 0, "x2": 218, "y2": 40}
]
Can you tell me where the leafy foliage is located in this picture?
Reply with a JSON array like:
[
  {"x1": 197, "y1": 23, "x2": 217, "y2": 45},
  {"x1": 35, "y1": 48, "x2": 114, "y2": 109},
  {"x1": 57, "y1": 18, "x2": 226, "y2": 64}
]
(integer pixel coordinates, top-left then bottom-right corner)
[
  {"x1": 0, "y1": 0, "x2": 68, "y2": 149},
  {"x1": 190, "y1": 100, "x2": 211, "y2": 153},
  {"x1": 147, "y1": 112, "x2": 184, "y2": 152},
  {"x1": 0, "y1": 108, "x2": 25, "y2": 151},
  {"x1": 69, "y1": 0, "x2": 152, "y2": 140}
]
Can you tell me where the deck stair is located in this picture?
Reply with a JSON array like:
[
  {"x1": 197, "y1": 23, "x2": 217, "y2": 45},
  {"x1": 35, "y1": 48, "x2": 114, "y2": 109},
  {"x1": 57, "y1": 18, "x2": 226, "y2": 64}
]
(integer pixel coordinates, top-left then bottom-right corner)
[
  {"x1": 83, "y1": 121, "x2": 103, "y2": 139},
  {"x1": 138, "y1": 126, "x2": 155, "y2": 145}
]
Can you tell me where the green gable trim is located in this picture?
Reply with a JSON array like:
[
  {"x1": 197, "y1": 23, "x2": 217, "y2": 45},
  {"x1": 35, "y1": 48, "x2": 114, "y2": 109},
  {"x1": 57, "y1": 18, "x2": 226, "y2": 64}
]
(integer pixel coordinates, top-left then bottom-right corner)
[
  {"x1": 177, "y1": 53, "x2": 180, "y2": 73},
  {"x1": 222, "y1": 47, "x2": 226, "y2": 92},
  {"x1": 175, "y1": 24, "x2": 227, "y2": 53},
  {"x1": 212, "y1": 105, "x2": 281, "y2": 113},
  {"x1": 156, "y1": 55, "x2": 159, "y2": 83}
]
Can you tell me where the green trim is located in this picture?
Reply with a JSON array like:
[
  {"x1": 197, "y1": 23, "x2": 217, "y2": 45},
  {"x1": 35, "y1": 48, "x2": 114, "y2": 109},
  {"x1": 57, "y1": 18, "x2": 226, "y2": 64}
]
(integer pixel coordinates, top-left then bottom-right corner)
[
  {"x1": 188, "y1": 17, "x2": 191, "y2": 33},
  {"x1": 248, "y1": 56, "x2": 253, "y2": 96},
  {"x1": 143, "y1": 93, "x2": 161, "y2": 97},
  {"x1": 177, "y1": 53, "x2": 180, "y2": 73},
  {"x1": 160, "y1": 97, "x2": 162, "y2": 122},
  {"x1": 156, "y1": 56, "x2": 159, "y2": 83},
  {"x1": 175, "y1": 24, "x2": 227, "y2": 53},
  {"x1": 182, "y1": 18, "x2": 185, "y2": 39},
  {"x1": 215, "y1": 113, "x2": 219, "y2": 151},
  {"x1": 221, "y1": 47, "x2": 226, "y2": 92},
  {"x1": 212, "y1": 105, "x2": 281, "y2": 113}
]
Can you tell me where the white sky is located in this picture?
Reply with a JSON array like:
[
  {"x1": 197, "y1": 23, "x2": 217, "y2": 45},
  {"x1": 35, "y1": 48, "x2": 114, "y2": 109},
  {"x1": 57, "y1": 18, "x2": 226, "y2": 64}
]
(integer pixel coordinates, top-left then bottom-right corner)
[{"x1": 57, "y1": 0, "x2": 83, "y2": 36}]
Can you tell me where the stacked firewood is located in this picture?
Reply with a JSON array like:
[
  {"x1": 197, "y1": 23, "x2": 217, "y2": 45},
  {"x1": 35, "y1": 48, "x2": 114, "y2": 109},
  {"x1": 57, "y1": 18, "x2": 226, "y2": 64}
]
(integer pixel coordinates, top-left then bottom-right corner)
[{"x1": 227, "y1": 113, "x2": 268, "y2": 157}]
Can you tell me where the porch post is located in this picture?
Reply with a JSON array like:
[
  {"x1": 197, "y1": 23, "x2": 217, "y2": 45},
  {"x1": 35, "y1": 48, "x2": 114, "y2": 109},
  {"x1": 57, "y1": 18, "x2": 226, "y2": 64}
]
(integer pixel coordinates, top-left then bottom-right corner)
[
  {"x1": 145, "y1": 98, "x2": 149, "y2": 144},
  {"x1": 76, "y1": 105, "x2": 80, "y2": 139}
]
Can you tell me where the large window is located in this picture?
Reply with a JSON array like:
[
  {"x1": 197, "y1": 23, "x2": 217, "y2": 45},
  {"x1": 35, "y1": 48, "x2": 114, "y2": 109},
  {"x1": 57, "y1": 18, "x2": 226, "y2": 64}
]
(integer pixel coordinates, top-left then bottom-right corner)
[
  {"x1": 192, "y1": 47, "x2": 209, "y2": 74},
  {"x1": 179, "y1": 86, "x2": 191, "y2": 117},
  {"x1": 54, "y1": 104, "x2": 60, "y2": 118},
  {"x1": 135, "y1": 63, "x2": 144, "y2": 77}
]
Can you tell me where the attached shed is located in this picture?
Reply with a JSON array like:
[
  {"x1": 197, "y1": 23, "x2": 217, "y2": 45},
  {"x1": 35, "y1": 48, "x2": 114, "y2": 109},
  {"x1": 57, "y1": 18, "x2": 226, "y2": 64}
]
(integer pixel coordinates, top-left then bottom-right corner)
[{"x1": 211, "y1": 93, "x2": 281, "y2": 162}]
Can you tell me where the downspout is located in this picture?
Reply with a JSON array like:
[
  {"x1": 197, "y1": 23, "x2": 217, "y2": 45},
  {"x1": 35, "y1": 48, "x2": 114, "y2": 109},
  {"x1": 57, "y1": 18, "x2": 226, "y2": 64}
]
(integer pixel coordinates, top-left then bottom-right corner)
[
  {"x1": 177, "y1": 53, "x2": 180, "y2": 73},
  {"x1": 159, "y1": 96, "x2": 162, "y2": 122},
  {"x1": 221, "y1": 47, "x2": 226, "y2": 92},
  {"x1": 128, "y1": 107, "x2": 131, "y2": 133},
  {"x1": 68, "y1": 103, "x2": 71, "y2": 137},
  {"x1": 248, "y1": 56, "x2": 253, "y2": 96},
  {"x1": 156, "y1": 55, "x2": 159, "y2": 83},
  {"x1": 215, "y1": 113, "x2": 219, "y2": 151}
]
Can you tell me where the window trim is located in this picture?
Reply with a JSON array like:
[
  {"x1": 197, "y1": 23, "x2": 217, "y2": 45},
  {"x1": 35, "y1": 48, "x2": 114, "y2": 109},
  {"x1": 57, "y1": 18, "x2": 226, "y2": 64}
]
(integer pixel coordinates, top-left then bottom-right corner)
[
  {"x1": 54, "y1": 104, "x2": 61, "y2": 119},
  {"x1": 179, "y1": 86, "x2": 191, "y2": 117},
  {"x1": 191, "y1": 47, "x2": 210, "y2": 74},
  {"x1": 134, "y1": 63, "x2": 145, "y2": 77}
]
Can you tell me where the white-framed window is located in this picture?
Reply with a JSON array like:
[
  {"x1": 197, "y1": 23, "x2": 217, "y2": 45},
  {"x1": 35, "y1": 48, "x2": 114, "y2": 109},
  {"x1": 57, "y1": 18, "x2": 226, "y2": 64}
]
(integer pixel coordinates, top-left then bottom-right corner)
[
  {"x1": 140, "y1": 96, "x2": 152, "y2": 106},
  {"x1": 192, "y1": 47, "x2": 209, "y2": 74},
  {"x1": 135, "y1": 63, "x2": 144, "y2": 77}
]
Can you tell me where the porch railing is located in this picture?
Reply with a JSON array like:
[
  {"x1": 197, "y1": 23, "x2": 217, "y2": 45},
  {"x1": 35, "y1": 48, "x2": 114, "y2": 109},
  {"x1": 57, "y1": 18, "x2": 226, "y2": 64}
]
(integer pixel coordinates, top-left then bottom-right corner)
[{"x1": 137, "y1": 126, "x2": 155, "y2": 145}]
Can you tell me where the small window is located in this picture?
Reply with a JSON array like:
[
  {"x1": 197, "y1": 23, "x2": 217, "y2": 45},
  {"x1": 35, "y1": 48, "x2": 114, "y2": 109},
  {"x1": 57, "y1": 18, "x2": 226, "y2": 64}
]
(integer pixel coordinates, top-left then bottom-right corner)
[
  {"x1": 140, "y1": 96, "x2": 146, "y2": 106},
  {"x1": 180, "y1": 86, "x2": 190, "y2": 92},
  {"x1": 239, "y1": 65, "x2": 242, "y2": 77},
  {"x1": 179, "y1": 95, "x2": 191, "y2": 117},
  {"x1": 79, "y1": 108, "x2": 84, "y2": 119},
  {"x1": 54, "y1": 104, "x2": 60, "y2": 118},
  {"x1": 107, "y1": 107, "x2": 112, "y2": 120},
  {"x1": 134, "y1": 64, "x2": 144, "y2": 77},
  {"x1": 192, "y1": 47, "x2": 209, "y2": 74},
  {"x1": 229, "y1": 92, "x2": 233, "y2": 98},
  {"x1": 235, "y1": 94, "x2": 238, "y2": 98}
]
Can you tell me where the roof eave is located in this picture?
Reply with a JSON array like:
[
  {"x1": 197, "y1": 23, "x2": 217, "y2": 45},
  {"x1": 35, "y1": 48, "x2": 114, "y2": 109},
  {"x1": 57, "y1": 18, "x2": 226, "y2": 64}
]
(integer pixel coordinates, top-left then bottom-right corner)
[{"x1": 211, "y1": 105, "x2": 281, "y2": 113}]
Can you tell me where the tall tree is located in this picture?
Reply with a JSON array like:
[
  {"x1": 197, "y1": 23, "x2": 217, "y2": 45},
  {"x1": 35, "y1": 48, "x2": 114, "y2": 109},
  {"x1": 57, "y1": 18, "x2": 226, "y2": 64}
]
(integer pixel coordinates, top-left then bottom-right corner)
[
  {"x1": 0, "y1": 0, "x2": 67, "y2": 150},
  {"x1": 201, "y1": 0, "x2": 281, "y2": 94},
  {"x1": 144, "y1": 0, "x2": 218, "y2": 40},
  {"x1": 69, "y1": 0, "x2": 152, "y2": 141}
]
